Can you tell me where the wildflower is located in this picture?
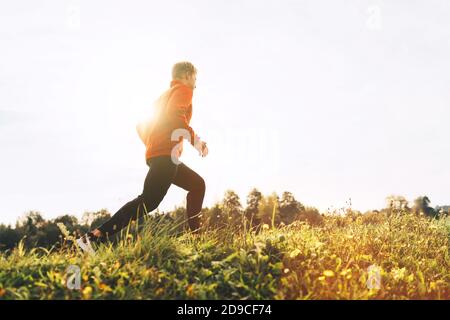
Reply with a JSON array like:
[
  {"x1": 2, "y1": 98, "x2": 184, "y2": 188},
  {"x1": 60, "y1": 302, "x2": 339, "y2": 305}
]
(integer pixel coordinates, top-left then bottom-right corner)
[
  {"x1": 313, "y1": 241, "x2": 324, "y2": 249},
  {"x1": 82, "y1": 286, "x2": 93, "y2": 299},
  {"x1": 186, "y1": 284, "x2": 195, "y2": 297},
  {"x1": 391, "y1": 267, "x2": 406, "y2": 281},
  {"x1": 359, "y1": 254, "x2": 372, "y2": 261},
  {"x1": 262, "y1": 224, "x2": 270, "y2": 230},
  {"x1": 284, "y1": 268, "x2": 290, "y2": 274},
  {"x1": 340, "y1": 269, "x2": 351, "y2": 276},
  {"x1": 289, "y1": 249, "x2": 301, "y2": 258},
  {"x1": 323, "y1": 270, "x2": 335, "y2": 277},
  {"x1": 99, "y1": 283, "x2": 113, "y2": 292}
]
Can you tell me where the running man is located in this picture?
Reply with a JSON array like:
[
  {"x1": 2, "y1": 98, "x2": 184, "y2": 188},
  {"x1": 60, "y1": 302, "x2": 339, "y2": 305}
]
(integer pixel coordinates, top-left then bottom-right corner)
[{"x1": 77, "y1": 61, "x2": 208, "y2": 254}]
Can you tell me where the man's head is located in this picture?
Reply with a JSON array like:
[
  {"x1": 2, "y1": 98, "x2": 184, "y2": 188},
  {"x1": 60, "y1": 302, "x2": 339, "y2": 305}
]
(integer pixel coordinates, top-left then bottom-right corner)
[{"x1": 172, "y1": 61, "x2": 197, "y2": 89}]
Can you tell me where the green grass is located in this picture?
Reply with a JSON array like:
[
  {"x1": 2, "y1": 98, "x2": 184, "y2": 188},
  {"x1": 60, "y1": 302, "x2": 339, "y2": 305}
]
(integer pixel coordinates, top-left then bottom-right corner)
[{"x1": 0, "y1": 213, "x2": 448, "y2": 299}]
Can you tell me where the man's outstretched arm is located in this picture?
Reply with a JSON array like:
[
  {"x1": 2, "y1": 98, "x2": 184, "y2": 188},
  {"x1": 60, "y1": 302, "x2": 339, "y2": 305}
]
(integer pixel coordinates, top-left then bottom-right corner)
[{"x1": 167, "y1": 86, "x2": 207, "y2": 157}]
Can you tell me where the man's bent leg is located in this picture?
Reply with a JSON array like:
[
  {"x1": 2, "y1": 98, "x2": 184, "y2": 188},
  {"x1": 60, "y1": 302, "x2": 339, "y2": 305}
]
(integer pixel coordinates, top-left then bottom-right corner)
[
  {"x1": 172, "y1": 162, "x2": 206, "y2": 232},
  {"x1": 97, "y1": 156, "x2": 178, "y2": 238}
]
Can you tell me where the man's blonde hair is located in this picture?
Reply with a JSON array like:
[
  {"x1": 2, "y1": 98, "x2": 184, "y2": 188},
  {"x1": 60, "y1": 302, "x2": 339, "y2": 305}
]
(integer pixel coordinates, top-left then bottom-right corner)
[{"x1": 172, "y1": 61, "x2": 197, "y2": 80}]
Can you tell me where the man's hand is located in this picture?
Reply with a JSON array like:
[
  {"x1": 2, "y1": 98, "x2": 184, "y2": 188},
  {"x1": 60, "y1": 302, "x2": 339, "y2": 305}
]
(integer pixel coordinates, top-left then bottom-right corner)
[
  {"x1": 194, "y1": 136, "x2": 208, "y2": 157},
  {"x1": 200, "y1": 141, "x2": 208, "y2": 157}
]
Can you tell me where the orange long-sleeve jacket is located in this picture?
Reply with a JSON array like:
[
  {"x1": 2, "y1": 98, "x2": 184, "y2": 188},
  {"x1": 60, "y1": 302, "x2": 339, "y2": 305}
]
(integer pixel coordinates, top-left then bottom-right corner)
[{"x1": 137, "y1": 80, "x2": 196, "y2": 161}]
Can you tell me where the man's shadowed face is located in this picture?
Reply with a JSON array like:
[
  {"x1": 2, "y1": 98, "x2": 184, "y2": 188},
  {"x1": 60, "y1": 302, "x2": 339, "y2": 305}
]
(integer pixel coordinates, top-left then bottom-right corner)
[{"x1": 182, "y1": 73, "x2": 197, "y2": 90}]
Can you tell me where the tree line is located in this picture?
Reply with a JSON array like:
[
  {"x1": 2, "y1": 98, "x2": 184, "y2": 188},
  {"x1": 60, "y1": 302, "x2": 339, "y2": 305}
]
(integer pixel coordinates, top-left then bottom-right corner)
[{"x1": 0, "y1": 189, "x2": 447, "y2": 252}]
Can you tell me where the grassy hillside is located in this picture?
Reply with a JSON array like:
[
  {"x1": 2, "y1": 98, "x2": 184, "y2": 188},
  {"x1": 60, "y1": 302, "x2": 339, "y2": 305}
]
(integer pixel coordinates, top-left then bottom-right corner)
[{"x1": 0, "y1": 212, "x2": 448, "y2": 300}]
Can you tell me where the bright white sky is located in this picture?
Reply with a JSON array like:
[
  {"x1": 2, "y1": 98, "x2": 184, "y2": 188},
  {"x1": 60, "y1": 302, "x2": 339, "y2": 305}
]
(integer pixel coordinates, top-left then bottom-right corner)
[{"x1": 1, "y1": 0, "x2": 449, "y2": 225}]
